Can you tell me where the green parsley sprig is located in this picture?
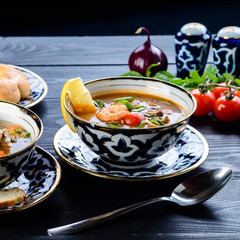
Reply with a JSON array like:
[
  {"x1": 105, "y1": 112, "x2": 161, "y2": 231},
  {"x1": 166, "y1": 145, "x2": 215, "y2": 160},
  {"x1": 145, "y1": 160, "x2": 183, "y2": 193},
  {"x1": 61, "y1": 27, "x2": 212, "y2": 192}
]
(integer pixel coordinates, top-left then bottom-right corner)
[{"x1": 121, "y1": 64, "x2": 240, "y2": 92}]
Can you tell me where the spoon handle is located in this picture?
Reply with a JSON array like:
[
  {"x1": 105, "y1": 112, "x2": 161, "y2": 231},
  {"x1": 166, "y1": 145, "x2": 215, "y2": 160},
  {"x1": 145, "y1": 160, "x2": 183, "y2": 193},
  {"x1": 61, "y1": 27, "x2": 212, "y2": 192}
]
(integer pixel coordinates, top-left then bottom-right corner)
[{"x1": 47, "y1": 196, "x2": 170, "y2": 236}]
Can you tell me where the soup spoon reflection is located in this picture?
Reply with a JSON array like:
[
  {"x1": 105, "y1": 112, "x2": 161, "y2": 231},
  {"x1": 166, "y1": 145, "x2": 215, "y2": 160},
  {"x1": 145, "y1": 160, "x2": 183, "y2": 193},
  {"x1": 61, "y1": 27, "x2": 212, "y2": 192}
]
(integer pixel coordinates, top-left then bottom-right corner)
[{"x1": 47, "y1": 167, "x2": 232, "y2": 236}]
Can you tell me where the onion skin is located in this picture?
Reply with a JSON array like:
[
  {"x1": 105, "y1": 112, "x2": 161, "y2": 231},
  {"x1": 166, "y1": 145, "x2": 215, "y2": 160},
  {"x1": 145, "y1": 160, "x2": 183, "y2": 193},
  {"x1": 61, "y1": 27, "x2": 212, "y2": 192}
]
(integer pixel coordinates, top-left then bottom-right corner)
[{"x1": 128, "y1": 27, "x2": 168, "y2": 76}]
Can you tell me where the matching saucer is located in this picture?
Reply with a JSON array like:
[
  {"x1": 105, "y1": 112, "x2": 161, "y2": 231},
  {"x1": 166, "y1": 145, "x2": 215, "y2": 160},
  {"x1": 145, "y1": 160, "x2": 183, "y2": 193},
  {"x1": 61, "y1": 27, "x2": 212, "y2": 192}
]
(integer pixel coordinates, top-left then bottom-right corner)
[
  {"x1": 0, "y1": 146, "x2": 61, "y2": 214},
  {"x1": 53, "y1": 125, "x2": 209, "y2": 181}
]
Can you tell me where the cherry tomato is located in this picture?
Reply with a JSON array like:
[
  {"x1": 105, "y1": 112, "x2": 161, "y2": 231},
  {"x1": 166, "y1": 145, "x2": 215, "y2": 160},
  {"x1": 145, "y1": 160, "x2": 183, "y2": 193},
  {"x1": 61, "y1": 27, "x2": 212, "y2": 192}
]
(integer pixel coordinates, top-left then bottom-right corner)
[
  {"x1": 214, "y1": 95, "x2": 240, "y2": 122},
  {"x1": 190, "y1": 89, "x2": 216, "y2": 116},
  {"x1": 123, "y1": 112, "x2": 146, "y2": 126},
  {"x1": 0, "y1": 151, "x2": 4, "y2": 157},
  {"x1": 213, "y1": 82, "x2": 240, "y2": 99}
]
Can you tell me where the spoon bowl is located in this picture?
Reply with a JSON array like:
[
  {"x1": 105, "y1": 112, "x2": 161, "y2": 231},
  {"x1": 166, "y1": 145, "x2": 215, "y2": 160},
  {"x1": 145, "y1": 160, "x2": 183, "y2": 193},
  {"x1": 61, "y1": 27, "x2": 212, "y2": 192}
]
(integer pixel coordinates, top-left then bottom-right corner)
[
  {"x1": 47, "y1": 167, "x2": 232, "y2": 236},
  {"x1": 170, "y1": 167, "x2": 232, "y2": 206}
]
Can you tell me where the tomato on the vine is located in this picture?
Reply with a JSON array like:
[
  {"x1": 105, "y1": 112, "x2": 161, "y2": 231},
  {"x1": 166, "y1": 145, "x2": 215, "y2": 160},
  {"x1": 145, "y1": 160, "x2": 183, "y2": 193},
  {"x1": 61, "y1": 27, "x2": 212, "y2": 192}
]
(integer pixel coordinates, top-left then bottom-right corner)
[
  {"x1": 213, "y1": 82, "x2": 240, "y2": 99},
  {"x1": 190, "y1": 89, "x2": 216, "y2": 116},
  {"x1": 214, "y1": 95, "x2": 240, "y2": 122}
]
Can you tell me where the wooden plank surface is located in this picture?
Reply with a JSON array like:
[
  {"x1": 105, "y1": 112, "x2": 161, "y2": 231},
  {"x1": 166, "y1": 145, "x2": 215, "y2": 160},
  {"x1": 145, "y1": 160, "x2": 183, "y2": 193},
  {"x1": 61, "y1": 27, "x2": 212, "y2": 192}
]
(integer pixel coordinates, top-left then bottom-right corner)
[
  {"x1": 0, "y1": 36, "x2": 213, "y2": 66},
  {"x1": 0, "y1": 37, "x2": 238, "y2": 240}
]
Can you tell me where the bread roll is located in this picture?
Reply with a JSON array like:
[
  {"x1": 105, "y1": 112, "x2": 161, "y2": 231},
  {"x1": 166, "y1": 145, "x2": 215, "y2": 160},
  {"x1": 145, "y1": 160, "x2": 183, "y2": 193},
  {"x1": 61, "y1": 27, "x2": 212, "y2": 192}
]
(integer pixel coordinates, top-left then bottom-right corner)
[{"x1": 0, "y1": 64, "x2": 30, "y2": 103}]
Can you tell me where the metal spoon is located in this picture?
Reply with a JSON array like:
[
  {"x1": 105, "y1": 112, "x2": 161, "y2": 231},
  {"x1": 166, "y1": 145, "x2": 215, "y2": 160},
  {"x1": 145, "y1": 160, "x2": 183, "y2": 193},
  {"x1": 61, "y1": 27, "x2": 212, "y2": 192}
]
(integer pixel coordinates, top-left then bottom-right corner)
[{"x1": 47, "y1": 167, "x2": 232, "y2": 236}]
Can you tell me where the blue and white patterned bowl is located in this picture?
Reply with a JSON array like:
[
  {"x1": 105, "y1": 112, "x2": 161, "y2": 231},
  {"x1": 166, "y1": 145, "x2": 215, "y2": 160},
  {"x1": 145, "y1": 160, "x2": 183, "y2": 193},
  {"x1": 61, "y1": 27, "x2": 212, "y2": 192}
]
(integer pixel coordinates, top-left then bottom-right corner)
[
  {"x1": 64, "y1": 77, "x2": 196, "y2": 166},
  {"x1": 0, "y1": 101, "x2": 43, "y2": 187}
]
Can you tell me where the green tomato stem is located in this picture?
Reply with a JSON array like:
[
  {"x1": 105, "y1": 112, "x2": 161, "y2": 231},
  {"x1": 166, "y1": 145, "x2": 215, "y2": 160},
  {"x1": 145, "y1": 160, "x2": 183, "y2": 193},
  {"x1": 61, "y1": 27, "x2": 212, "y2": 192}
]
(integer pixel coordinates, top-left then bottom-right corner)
[{"x1": 198, "y1": 77, "x2": 240, "y2": 99}]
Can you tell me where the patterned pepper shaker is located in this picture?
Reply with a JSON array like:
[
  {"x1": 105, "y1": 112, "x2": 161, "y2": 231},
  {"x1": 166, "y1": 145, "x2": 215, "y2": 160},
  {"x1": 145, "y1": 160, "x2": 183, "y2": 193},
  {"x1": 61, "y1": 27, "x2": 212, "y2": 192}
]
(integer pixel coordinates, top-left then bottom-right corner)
[
  {"x1": 212, "y1": 26, "x2": 240, "y2": 77},
  {"x1": 175, "y1": 22, "x2": 211, "y2": 78}
]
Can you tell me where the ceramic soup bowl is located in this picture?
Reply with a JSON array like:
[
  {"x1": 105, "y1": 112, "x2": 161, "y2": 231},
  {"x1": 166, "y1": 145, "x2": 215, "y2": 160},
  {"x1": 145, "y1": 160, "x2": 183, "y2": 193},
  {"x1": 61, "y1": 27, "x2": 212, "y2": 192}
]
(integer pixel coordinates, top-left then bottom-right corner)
[
  {"x1": 0, "y1": 101, "x2": 43, "y2": 187},
  {"x1": 64, "y1": 77, "x2": 196, "y2": 166}
]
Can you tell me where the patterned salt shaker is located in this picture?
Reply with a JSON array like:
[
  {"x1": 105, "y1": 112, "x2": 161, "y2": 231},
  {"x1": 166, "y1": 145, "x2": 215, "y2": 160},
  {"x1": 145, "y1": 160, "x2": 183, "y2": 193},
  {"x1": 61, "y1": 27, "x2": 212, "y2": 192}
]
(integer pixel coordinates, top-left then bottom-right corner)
[
  {"x1": 175, "y1": 22, "x2": 211, "y2": 78},
  {"x1": 212, "y1": 26, "x2": 240, "y2": 77}
]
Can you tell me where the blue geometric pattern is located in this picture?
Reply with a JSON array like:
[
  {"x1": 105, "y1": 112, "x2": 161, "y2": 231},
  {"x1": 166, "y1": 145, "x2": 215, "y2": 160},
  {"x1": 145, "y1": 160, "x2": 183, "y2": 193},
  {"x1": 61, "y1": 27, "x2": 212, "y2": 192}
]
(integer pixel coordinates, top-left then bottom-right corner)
[
  {"x1": 0, "y1": 146, "x2": 60, "y2": 214},
  {"x1": 175, "y1": 26, "x2": 211, "y2": 78},
  {"x1": 54, "y1": 125, "x2": 209, "y2": 181},
  {"x1": 213, "y1": 36, "x2": 240, "y2": 76}
]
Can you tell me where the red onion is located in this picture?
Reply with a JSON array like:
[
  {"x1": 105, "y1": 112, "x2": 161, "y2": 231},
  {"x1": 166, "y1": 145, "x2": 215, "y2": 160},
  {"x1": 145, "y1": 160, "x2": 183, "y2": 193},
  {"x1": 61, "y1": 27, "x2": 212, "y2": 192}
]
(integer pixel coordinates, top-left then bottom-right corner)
[{"x1": 128, "y1": 27, "x2": 168, "y2": 76}]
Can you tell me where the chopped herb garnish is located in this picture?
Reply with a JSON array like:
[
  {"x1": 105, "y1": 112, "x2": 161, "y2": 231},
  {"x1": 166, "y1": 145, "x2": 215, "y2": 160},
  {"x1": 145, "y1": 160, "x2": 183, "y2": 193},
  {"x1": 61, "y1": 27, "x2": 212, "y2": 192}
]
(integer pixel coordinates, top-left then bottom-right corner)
[
  {"x1": 25, "y1": 132, "x2": 31, "y2": 138},
  {"x1": 114, "y1": 97, "x2": 139, "y2": 110},
  {"x1": 107, "y1": 123, "x2": 123, "y2": 128},
  {"x1": 94, "y1": 100, "x2": 104, "y2": 108},
  {"x1": 136, "y1": 121, "x2": 146, "y2": 128},
  {"x1": 114, "y1": 99, "x2": 137, "y2": 110},
  {"x1": 144, "y1": 112, "x2": 157, "y2": 117},
  {"x1": 135, "y1": 105, "x2": 145, "y2": 108},
  {"x1": 113, "y1": 97, "x2": 134, "y2": 102},
  {"x1": 150, "y1": 118, "x2": 165, "y2": 126},
  {"x1": 132, "y1": 107, "x2": 146, "y2": 112}
]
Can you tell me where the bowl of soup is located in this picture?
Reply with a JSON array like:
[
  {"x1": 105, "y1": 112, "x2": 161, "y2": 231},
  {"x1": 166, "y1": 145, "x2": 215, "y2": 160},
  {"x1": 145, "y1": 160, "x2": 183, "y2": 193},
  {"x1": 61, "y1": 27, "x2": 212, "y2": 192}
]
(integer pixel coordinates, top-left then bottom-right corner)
[
  {"x1": 0, "y1": 101, "x2": 43, "y2": 187},
  {"x1": 63, "y1": 76, "x2": 196, "y2": 166}
]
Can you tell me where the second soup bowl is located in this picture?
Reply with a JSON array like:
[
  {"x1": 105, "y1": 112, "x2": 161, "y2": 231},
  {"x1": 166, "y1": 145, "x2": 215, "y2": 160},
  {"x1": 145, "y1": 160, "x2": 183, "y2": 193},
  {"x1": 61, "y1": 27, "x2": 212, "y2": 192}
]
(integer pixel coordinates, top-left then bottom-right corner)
[{"x1": 0, "y1": 101, "x2": 43, "y2": 187}]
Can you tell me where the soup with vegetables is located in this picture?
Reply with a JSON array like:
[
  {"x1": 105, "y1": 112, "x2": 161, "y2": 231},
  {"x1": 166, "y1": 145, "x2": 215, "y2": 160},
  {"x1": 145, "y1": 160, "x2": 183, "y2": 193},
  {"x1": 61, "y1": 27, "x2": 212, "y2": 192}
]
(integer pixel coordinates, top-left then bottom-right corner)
[
  {"x1": 0, "y1": 121, "x2": 31, "y2": 156},
  {"x1": 75, "y1": 92, "x2": 186, "y2": 128}
]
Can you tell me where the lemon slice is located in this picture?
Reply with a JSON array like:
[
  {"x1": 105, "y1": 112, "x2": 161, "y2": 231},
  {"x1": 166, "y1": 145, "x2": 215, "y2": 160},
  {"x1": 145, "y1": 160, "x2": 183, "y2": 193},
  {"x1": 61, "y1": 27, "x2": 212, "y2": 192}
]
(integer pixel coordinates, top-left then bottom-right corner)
[
  {"x1": 61, "y1": 77, "x2": 97, "y2": 133},
  {"x1": 67, "y1": 78, "x2": 97, "y2": 114},
  {"x1": 61, "y1": 78, "x2": 76, "y2": 132}
]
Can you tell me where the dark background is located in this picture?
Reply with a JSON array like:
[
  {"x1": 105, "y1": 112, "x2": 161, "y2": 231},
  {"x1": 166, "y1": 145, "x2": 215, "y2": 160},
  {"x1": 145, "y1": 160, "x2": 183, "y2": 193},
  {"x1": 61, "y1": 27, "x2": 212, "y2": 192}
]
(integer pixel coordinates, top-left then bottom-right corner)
[{"x1": 0, "y1": 1, "x2": 239, "y2": 36}]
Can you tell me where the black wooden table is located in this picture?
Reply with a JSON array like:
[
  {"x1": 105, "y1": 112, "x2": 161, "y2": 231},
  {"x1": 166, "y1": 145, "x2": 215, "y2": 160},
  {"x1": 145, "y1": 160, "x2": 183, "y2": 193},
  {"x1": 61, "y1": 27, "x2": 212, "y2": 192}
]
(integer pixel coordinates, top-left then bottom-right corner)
[{"x1": 0, "y1": 36, "x2": 239, "y2": 240}]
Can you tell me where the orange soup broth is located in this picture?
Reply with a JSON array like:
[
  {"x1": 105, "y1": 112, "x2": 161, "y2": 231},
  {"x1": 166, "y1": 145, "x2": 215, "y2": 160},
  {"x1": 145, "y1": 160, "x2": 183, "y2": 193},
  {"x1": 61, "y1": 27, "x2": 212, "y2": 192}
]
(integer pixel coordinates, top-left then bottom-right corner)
[
  {"x1": 0, "y1": 123, "x2": 31, "y2": 155},
  {"x1": 75, "y1": 91, "x2": 186, "y2": 128}
]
